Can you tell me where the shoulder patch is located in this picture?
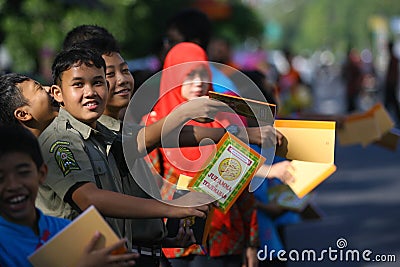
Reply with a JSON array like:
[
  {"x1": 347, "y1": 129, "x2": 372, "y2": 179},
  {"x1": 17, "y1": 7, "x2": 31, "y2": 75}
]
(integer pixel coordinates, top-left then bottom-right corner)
[
  {"x1": 49, "y1": 141, "x2": 70, "y2": 153},
  {"x1": 50, "y1": 141, "x2": 80, "y2": 176}
]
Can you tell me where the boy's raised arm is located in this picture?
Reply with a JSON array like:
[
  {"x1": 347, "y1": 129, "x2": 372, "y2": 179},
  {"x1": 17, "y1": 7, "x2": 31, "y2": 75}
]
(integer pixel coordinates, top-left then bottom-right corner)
[
  {"x1": 135, "y1": 97, "x2": 229, "y2": 154},
  {"x1": 71, "y1": 182, "x2": 210, "y2": 219}
]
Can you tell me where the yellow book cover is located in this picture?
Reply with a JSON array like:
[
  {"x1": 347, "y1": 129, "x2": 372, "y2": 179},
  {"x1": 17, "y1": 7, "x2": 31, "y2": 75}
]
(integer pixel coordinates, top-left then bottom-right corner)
[
  {"x1": 337, "y1": 102, "x2": 394, "y2": 146},
  {"x1": 274, "y1": 120, "x2": 336, "y2": 198},
  {"x1": 287, "y1": 161, "x2": 337, "y2": 198},
  {"x1": 337, "y1": 112, "x2": 380, "y2": 146},
  {"x1": 29, "y1": 205, "x2": 125, "y2": 267},
  {"x1": 188, "y1": 132, "x2": 265, "y2": 213},
  {"x1": 367, "y1": 102, "x2": 394, "y2": 136},
  {"x1": 374, "y1": 128, "x2": 400, "y2": 151}
]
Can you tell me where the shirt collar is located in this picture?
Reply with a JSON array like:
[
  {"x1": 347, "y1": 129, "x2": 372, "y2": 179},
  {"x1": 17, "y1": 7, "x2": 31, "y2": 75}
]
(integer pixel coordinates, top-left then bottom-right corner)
[
  {"x1": 58, "y1": 108, "x2": 99, "y2": 140},
  {"x1": 58, "y1": 108, "x2": 119, "y2": 148},
  {"x1": 98, "y1": 114, "x2": 121, "y2": 132},
  {"x1": 0, "y1": 208, "x2": 46, "y2": 237}
]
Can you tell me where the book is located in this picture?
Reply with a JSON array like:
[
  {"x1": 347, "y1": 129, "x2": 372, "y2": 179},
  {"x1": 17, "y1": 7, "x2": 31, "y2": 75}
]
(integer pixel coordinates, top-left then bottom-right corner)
[
  {"x1": 337, "y1": 102, "x2": 395, "y2": 147},
  {"x1": 166, "y1": 174, "x2": 215, "y2": 247},
  {"x1": 188, "y1": 132, "x2": 266, "y2": 213},
  {"x1": 274, "y1": 119, "x2": 337, "y2": 198},
  {"x1": 268, "y1": 184, "x2": 313, "y2": 212},
  {"x1": 373, "y1": 128, "x2": 400, "y2": 151},
  {"x1": 300, "y1": 203, "x2": 323, "y2": 220},
  {"x1": 29, "y1": 205, "x2": 126, "y2": 267},
  {"x1": 337, "y1": 111, "x2": 380, "y2": 146},
  {"x1": 208, "y1": 91, "x2": 276, "y2": 123},
  {"x1": 368, "y1": 103, "x2": 395, "y2": 134}
]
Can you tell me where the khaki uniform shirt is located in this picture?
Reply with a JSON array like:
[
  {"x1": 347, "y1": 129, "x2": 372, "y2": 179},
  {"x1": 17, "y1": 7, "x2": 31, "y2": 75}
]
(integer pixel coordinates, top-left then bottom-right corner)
[
  {"x1": 98, "y1": 115, "x2": 167, "y2": 245},
  {"x1": 38, "y1": 109, "x2": 128, "y2": 244}
]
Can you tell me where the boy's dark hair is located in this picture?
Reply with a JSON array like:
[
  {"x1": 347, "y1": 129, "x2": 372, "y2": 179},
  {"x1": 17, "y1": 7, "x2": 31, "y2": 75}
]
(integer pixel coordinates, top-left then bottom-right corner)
[
  {"x1": 166, "y1": 8, "x2": 212, "y2": 50},
  {"x1": 0, "y1": 73, "x2": 30, "y2": 125},
  {"x1": 52, "y1": 48, "x2": 106, "y2": 86},
  {"x1": 0, "y1": 125, "x2": 44, "y2": 169},
  {"x1": 70, "y1": 37, "x2": 120, "y2": 57},
  {"x1": 62, "y1": 24, "x2": 120, "y2": 53}
]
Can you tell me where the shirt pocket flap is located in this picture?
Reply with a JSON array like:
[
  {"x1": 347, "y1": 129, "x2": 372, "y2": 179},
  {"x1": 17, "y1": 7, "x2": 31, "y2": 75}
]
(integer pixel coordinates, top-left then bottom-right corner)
[{"x1": 92, "y1": 160, "x2": 107, "y2": 176}]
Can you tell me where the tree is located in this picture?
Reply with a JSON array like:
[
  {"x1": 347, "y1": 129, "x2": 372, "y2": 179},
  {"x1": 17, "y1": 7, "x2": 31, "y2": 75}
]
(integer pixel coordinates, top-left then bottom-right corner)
[
  {"x1": 257, "y1": 0, "x2": 400, "y2": 55},
  {"x1": 0, "y1": 0, "x2": 263, "y2": 78}
]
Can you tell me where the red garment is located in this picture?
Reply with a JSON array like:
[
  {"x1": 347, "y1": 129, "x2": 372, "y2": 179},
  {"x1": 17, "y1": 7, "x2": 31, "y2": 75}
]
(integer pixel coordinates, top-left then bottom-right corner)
[{"x1": 144, "y1": 42, "x2": 258, "y2": 258}]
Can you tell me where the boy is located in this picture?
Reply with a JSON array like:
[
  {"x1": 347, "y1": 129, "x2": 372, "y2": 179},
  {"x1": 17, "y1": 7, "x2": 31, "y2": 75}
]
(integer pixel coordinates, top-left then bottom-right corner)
[
  {"x1": 62, "y1": 24, "x2": 282, "y2": 152},
  {"x1": 0, "y1": 125, "x2": 137, "y2": 267},
  {"x1": 0, "y1": 73, "x2": 57, "y2": 137},
  {"x1": 37, "y1": 48, "x2": 212, "y2": 267}
]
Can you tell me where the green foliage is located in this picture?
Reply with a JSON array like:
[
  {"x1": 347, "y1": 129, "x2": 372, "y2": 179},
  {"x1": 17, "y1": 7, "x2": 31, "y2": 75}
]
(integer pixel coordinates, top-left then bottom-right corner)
[
  {"x1": 212, "y1": 2, "x2": 264, "y2": 45},
  {"x1": 0, "y1": 0, "x2": 263, "y2": 75},
  {"x1": 258, "y1": 0, "x2": 400, "y2": 55}
]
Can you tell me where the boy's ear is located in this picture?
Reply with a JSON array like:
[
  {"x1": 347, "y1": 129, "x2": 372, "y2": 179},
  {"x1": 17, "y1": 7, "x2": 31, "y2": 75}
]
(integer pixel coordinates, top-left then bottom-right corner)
[
  {"x1": 51, "y1": 85, "x2": 64, "y2": 105},
  {"x1": 38, "y1": 164, "x2": 48, "y2": 185},
  {"x1": 14, "y1": 106, "x2": 32, "y2": 122}
]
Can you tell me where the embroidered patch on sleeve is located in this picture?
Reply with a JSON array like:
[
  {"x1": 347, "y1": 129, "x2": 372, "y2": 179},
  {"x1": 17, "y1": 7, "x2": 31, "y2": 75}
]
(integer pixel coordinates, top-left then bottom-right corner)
[{"x1": 50, "y1": 141, "x2": 81, "y2": 176}]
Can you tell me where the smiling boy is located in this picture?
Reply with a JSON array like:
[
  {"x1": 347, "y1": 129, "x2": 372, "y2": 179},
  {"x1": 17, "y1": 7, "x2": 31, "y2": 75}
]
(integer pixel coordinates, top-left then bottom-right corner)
[
  {"x1": 0, "y1": 73, "x2": 58, "y2": 137},
  {"x1": 0, "y1": 126, "x2": 68, "y2": 267},
  {"x1": 36, "y1": 48, "x2": 211, "y2": 267},
  {"x1": 0, "y1": 125, "x2": 137, "y2": 267}
]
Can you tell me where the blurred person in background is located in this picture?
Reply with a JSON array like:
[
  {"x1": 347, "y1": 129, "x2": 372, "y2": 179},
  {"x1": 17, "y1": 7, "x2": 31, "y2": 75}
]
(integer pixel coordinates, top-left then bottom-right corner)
[
  {"x1": 146, "y1": 41, "x2": 259, "y2": 267},
  {"x1": 0, "y1": 30, "x2": 12, "y2": 75},
  {"x1": 163, "y1": 8, "x2": 239, "y2": 95},
  {"x1": 341, "y1": 46, "x2": 363, "y2": 113},
  {"x1": 383, "y1": 40, "x2": 400, "y2": 125},
  {"x1": 276, "y1": 48, "x2": 312, "y2": 117}
]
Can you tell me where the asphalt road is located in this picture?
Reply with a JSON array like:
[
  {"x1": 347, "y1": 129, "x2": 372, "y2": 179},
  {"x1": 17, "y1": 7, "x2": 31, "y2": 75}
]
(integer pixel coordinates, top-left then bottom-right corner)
[
  {"x1": 282, "y1": 68, "x2": 400, "y2": 267},
  {"x1": 284, "y1": 141, "x2": 400, "y2": 267}
]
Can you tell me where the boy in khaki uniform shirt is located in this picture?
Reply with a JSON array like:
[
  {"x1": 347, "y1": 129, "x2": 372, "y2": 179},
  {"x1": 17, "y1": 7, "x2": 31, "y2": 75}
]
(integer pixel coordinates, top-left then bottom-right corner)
[
  {"x1": 37, "y1": 48, "x2": 212, "y2": 267},
  {"x1": 62, "y1": 26, "x2": 294, "y2": 267}
]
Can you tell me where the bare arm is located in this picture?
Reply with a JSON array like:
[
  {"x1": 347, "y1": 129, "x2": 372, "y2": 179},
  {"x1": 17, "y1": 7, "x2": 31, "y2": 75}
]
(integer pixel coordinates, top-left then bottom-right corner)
[
  {"x1": 71, "y1": 183, "x2": 210, "y2": 219},
  {"x1": 137, "y1": 97, "x2": 230, "y2": 154},
  {"x1": 169, "y1": 124, "x2": 283, "y2": 148},
  {"x1": 256, "y1": 161, "x2": 295, "y2": 184},
  {"x1": 136, "y1": 96, "x2": 283, "y2": 151}
]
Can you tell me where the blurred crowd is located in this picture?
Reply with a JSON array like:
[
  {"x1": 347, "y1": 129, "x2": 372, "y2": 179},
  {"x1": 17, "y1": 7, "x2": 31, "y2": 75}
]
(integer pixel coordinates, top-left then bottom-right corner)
[{"x1": 1, "y1": 5, "x2": 400, "y2": 267}]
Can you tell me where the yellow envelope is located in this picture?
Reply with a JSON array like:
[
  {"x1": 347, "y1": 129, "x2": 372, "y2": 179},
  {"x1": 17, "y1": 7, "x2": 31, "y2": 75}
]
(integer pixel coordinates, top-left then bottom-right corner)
[
  {"x1": 368, "y1": 103, "x2": 395, "y2": 136},
  {"x1": 29, "y1": 206, "x2": 125, "y2": 267},
  {"x1": 274, "y1": 120, "x2": 336, "y2": 198},
  {"x1": 337, "y1": 102, "x2": 394, "y2": 147},
  {"x1": 337, "y1": 112, "x2": 380, "y2": 146},
  {"x1": 374, "y1": 129, "x2": 400, "y2": 151}
]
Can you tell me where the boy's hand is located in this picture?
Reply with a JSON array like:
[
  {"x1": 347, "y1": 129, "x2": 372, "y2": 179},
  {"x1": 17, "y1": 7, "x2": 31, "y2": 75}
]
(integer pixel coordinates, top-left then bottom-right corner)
[
  {"x1": 169, "y1": 191, "x2": 215, "y2": 207},
  {"x1": 178, "y1": 97, "x2": 231, "y2": 122},
  {"x1": 243, "y1": 247, "x2": 259, "y2": 267},
  {"x1": 163, "y1": 218, "x2": 196, "y2": 248},
  {"x1": 268, "y1": 160, "x2": 295, "y2": 184},
  {"x1": 167, "y1": 191, "x2": 215, "y2": 219},
  {"x1": 76, "y1": 231, "x2": 138, "y2": 267},
  {"x1": 246, "y1": 125, "x2": 282, "y2": 147}
]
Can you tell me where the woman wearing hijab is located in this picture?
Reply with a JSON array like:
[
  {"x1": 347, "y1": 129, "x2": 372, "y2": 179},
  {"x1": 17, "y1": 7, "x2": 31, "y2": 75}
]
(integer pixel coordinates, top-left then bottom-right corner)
[{"x1": 145, "y1": 42, "x2": 259, "y2": 267}]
